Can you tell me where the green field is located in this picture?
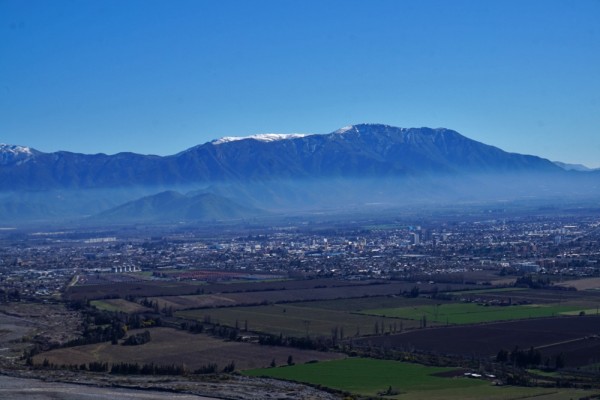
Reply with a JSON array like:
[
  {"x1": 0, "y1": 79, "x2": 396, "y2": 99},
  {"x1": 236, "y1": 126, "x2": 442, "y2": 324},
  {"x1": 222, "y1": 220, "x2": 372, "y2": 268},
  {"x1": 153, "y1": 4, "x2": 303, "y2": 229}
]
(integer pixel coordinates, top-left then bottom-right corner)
[
  {"x1": 175, "y1": 294, "x2": 592, "y2": 336},
  {"x1": 244, "y1": 358, "x2": 598, "y2": 399},
  {"x1": 245, "y1": 358, "x2": 483, "y2": 395},
  {"x1": 177, "y1": 302, "x2": 423, "y2": 337},
  {"x1": 361, "y1": 302, "x2": 586, "y2": 324}
]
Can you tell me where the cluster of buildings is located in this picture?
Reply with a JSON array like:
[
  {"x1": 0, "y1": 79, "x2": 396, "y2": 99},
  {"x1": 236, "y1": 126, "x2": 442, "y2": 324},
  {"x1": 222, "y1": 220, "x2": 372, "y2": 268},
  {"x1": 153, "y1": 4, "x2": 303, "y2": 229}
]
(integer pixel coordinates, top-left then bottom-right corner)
[{"x1": 0, "y1": 214, "x2": 599, "y2": 299}]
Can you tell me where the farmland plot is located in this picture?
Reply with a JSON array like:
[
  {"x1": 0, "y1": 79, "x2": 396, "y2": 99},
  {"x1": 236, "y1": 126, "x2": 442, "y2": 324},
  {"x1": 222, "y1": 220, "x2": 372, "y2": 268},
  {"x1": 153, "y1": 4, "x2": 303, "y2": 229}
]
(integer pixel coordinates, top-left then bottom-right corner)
[
  {"x1": 177, "y1": 303, "x2": 421, "y2": 338},
  {"x1": 360, "y1": 302, "x2": 587, "y2": 325},
  {"x1": 33, "y1": 327, "x2": 344, "y2": 371},
  {"x1": 354, "y1": 315, "x2": 600, "y2": 365},
  {"x1": 244, "y1": 358, "x2": 600, "y2": 399}
]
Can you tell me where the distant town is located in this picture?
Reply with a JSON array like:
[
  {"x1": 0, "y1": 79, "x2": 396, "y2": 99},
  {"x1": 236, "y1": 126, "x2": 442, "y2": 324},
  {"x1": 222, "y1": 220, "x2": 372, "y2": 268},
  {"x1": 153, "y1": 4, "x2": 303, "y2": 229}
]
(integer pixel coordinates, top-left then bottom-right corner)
[{"x1": 2, "y1": 213, "x2": 599, "y2": 302}]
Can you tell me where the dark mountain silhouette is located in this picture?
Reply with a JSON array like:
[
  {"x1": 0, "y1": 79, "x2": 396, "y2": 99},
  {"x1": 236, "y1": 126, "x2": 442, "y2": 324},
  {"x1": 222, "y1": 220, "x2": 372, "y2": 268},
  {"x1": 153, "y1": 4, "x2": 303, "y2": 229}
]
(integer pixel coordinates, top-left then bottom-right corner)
[
  {"x1": 0, "y1": 124, "x2": 561, "y2": 190},
  {"x1": 92, "y1": 191, "x2": 265, "y2": 223},
  {"x1": 1, "y1": 124, "x2": 596, "y2": 223}
]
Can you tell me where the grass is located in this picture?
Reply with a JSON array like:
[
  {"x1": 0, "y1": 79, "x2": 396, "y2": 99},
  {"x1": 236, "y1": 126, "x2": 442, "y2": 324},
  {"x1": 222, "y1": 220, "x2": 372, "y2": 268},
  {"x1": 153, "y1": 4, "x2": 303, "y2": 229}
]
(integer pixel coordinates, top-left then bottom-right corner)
[
  {"x1": 360, "y1": 302, "x2": 586, "y2": 324},
  {"x1": 580, "y1": 362, "x2": 600, "y2": 373},
  {"x1": 244, "y1": 358, "x2": 599, "y2": 399},
  {"x1": 244, "y1": 358, "x2": 484, "y2": 396},
  {"x1": 528, "y1": 369, "x2": 561, "y2": 378}
]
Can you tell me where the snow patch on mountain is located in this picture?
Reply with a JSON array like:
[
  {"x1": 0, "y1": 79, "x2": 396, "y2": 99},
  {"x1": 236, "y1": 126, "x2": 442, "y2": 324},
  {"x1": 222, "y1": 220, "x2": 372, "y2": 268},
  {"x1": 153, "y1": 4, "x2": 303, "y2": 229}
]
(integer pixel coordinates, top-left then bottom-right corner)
[
  {"x1": 0, "y1": 144, "x2": 36, "y2": 165},
  {"x1": 212, "y1": 133, "x2": 309, "y2": 145},
  {"x1": 0, "y1": 143, "x2": 33, "y2": 154},
  {"x1": 334, "y1": 125, "x2": 355, "y2": 134}
]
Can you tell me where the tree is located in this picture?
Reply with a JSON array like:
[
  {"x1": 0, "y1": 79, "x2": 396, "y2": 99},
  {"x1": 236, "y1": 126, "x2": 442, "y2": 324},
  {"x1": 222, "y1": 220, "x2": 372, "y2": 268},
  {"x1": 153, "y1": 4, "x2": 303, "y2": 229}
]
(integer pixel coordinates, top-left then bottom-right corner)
[
  {"x1": 222, "y1": 361, "x2": 235, "y2": 373},
  {"x1": 409, "y1": 286, "x2": 420, "y2": 298},
  {"x1": 122, "y1": 330, "x2": 151, "y2": 346},
  {"x1": 496, "y1": 349, "x2": 509, "y2": 363},
  {"x1": 331, "y1": 326, "x2": 339, "y2": 346}
]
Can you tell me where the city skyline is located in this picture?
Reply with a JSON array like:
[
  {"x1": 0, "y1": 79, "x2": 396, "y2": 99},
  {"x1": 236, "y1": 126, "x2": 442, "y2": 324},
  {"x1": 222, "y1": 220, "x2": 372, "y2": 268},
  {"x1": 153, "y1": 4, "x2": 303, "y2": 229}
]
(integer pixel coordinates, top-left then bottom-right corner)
[{"x1": 1, "y1": 0, "x2": 599, "y2": 166}]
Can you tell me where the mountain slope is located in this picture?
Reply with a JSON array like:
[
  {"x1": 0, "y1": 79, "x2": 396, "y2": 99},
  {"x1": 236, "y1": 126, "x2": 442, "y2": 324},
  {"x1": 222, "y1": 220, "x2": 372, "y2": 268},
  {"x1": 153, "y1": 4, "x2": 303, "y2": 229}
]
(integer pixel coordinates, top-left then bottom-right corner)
[
  {"x1": 0, "y1": 124, "x2": 562, "y2": 190},
  {"x1": 554, "y1": 161, "x2": 596, "y2": 172},
  {"x1": 92, "y1": 191, "x2": 265, "y2": 222},
  {"x1": 174, "y1": 124, "x2": 560, "y2": 182},
  {"x1": 2, "y1": 124, "x2": 597, "y2": 223}
]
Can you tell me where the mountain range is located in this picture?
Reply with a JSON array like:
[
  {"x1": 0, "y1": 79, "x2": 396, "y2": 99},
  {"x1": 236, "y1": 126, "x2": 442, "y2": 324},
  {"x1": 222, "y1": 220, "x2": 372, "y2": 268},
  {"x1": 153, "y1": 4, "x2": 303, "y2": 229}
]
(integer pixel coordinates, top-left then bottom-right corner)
[{"x1": 1, "y1": 124, "x2": 598, "y2": 224}]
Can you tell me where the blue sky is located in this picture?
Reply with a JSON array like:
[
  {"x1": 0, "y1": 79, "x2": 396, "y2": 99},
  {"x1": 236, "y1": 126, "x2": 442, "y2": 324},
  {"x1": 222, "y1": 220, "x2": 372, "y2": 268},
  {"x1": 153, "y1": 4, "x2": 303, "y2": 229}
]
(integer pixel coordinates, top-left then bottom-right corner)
[{"x1": 1, "y1": 0, "x2": 599, "y2": 166}]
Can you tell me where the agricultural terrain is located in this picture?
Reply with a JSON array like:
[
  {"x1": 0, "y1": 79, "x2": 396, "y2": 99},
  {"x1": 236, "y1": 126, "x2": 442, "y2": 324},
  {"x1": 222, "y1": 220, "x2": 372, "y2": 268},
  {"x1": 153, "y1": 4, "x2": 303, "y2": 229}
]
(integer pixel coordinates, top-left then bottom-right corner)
[
  {"x1": 354, "y1": 315, "x2": 600, "y2": 366},
  {"x1": 33, "y1": 327, "x2": 344, "y2": 371},
  {"x1": 245, "y1": 358, "x2": 600, "y2": 399},
  {"x1": 28, "y1": 276, "x2": 600, "y2": 399}
]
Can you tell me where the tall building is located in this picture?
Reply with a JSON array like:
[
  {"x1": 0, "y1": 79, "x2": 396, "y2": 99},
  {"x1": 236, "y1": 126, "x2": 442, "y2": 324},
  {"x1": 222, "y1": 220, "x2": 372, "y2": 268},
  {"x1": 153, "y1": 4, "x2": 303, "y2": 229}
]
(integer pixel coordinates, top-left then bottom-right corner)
[{"x1": 411, "y1": 232, "x2": 420, "y2": 245}]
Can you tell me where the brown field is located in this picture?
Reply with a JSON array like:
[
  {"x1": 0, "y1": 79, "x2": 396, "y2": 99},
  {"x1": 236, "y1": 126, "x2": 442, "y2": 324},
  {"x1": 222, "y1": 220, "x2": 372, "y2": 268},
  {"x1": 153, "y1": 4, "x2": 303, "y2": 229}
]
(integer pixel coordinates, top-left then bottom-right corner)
[
  {"x1": 68, "y1": 277, "x2": 378, "y2": 300},
  {"x1": 150, "y1": 282, "x2": 473, "y2": 311},
  {"x1": 353, "y1": 315, "x2": 600, "y2": 366},
  {"x1": 151, "y1": 294, "x2": 240, "y2": 310},
  {"x1": 65, "y1": 280, "x2": 205, "y2": 301},
  {"x1": 66, "y1": 277, "x2": 475, "y2": 302},
  {"x1": 536, "y1": 337, "x2": 600, "y2": 367},
  {"x1": 33, "y1": 327, "x2": 345, "y2": 371},
  {"x1": 90, "y1": 298, "x2": 153, "y2": 313}
]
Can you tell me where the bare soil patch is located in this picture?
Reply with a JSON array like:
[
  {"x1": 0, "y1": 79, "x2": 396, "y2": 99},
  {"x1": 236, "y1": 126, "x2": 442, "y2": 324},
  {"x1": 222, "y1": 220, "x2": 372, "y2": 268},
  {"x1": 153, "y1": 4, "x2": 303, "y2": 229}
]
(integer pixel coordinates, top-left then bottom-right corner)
[
  {"x1": 557, "y1": 277, "x2": 600, "y2": 291},
  {"x1": 151, "y1": 282, "x2": 473, "y2": 310},
  {"x1": 66, "y1": 277, "x2": 474, "y2": 302},
  {"x1": 353, "y1": 315, "x2": 600, "y2": 366},
  {"x1": 0, "y1": 302, "x2": 83, "y2": 369}
]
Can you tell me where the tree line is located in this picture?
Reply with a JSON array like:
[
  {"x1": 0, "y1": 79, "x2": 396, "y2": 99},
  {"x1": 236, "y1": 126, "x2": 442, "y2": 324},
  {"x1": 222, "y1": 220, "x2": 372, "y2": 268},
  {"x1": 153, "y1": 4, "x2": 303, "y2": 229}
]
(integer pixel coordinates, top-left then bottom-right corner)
[{"x1": 36, "y1": 360, "x2": 236, "y2": 375}]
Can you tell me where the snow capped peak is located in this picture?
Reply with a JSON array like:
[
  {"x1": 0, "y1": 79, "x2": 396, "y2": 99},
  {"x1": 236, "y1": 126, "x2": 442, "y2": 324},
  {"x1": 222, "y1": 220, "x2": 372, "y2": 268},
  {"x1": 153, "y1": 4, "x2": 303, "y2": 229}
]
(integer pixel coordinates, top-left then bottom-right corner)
[
  {"x1": 334, "y1": 124, "x2": 401, "y2": 135},
  {"x1": 334, "y1": 125, "x2": 355, "y2": 134},
  {"x1": 0, "y1": 143, "x2": 33, "y2": 155},
  {"x1": 212, "y1": 133, "x2": 309, "y2": 145},
  {"x1": 0, "y1": 143, "x2": 36, "y2": 165}
]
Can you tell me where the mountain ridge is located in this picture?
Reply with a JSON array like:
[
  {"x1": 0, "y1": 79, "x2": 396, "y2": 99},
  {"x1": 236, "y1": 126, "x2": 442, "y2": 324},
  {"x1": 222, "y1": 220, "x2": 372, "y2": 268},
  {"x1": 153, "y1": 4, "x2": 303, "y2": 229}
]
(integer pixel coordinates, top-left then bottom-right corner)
[{"x1": 1, "y1": 123, "x2": 596, "y2": 223}]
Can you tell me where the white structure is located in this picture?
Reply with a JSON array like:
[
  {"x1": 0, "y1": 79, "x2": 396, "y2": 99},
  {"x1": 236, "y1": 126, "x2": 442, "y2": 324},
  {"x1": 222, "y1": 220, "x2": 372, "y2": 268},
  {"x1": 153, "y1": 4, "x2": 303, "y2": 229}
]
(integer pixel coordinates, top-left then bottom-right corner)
[{"x1": 112, "y1": 265, "x2": 141, "y2": 273}]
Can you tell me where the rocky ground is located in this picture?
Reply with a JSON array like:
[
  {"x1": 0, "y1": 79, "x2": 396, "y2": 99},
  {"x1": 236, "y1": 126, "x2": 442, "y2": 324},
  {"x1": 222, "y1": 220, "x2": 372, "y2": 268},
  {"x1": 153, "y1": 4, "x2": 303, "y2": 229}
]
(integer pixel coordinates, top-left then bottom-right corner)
[{"x1": 0, "y1": 370, "x2": 341, "y2": 400}]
